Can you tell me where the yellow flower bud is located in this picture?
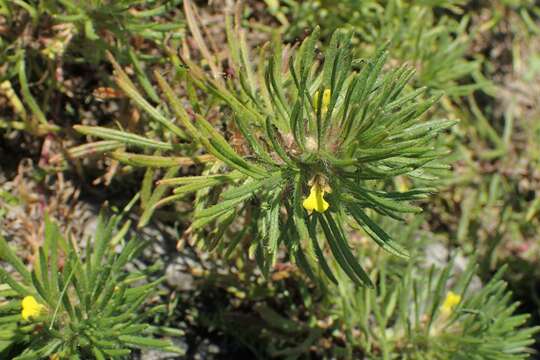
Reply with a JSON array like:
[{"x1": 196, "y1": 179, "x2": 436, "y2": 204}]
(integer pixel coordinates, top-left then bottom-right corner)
[
  {"x1": 314, "y1": 88, "x2": 332, "y2": 114},
  {"x1": 441, "y1": 291, "x2": 461, "y2": 314},
  {"x1": 21, "y1": 295, "x2": 46, "y2": 321},
  {"x1": 303, "y1": 183, "x2": 330, "y2": 213}
]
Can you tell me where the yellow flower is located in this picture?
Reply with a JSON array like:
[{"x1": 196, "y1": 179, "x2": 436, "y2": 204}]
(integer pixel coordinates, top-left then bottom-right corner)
[
  {"x1": 314, "y1": 89, "x2": 332, "y2": 114},
  {"x1": 303, "y1": 183, "x2": 330, "y2": 213},
  {"x1": 21, "y1": 295, "x2": 46, "y2": 321},
  {"x1": 441, "y1": 291, "x2": 461, "y2": 314},
  {"x1": 395, "y1": 175, "x2": 410, "y2": 192}
]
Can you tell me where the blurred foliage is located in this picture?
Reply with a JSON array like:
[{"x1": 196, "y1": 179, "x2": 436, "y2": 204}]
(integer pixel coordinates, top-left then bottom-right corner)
[
  {"x1": 271, "y1": 0, "x2": 487, "y2": 98},
  {"x1": 0, "y1": 0, "x2": 183, "y2": 136}
]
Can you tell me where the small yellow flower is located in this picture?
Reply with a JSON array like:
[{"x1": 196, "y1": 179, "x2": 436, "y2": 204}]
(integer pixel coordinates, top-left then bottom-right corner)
[
  {"x1": 303, "y1": 183, "x2": 330, "y2": 213},
  {"x1": 314, "y1": 89, "x2": 332, "y2": 114},
  {"x1": 21, "y1": 295, "x2": 46, "y2": 321},
  {"x1": 441, "y1": 291, "x2": 461, "y2": 314},
  {"x1": 395, "y1": 175, "x2": 410, "y2": 192}
]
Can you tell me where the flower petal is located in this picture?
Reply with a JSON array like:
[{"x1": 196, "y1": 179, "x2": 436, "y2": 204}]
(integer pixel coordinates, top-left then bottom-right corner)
[
  {"x1": 21, "y1": 295, "x2": 45, "y2": 321},
  {"x1": 303, "y1": 184, "x2": 330, "y2": 213}
]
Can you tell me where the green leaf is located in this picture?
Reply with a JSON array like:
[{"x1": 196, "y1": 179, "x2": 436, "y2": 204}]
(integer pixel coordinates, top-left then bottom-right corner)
[
  {"x1": 107, "y1": 52, "x2": 187, "y2": 140},
  {"x1": 111, "y1": 151, "x2": 215, "y2": 168},
  {"x1": 138, "y1": 166, "x2": 181, "y2": 228},
  {"x1": 347, "y1": 204, "x2": 409, "y2": 259},
  {"x1": 128, "y1": 49, "x2": 160, "y2": 103},
  {"x1": 74, "y1": 125, "x2": 176, "y2": 151},
  {"x1": 17, "y1": 55, "x2": 48, "y2": 126},
  {"x1": 306, "y1": 216, "x2": 338, "y2": 284},
  {"x1": 119, "y1": 335, "x2": 173, "y2": 349},
  {"x1": 319, "y1": 213, "x2": 373, "y2": 287},
  {"x1": 66, "y1": 141, "x2": 125, "y2": 159},
  {"x1": 0, "y1": 268, "x2": 31, "y2": 296},
  {"x1": 267, "y1": 189, "x2": 282, "y2": 266},
  {"x1": 0, "y1": 235, "x2": 31, "y2": 284},
  {"x1": 44, "y1": 216, "x2": 59, "y2": 299},
  {"x1": 194, "y1": 114, "x2": 267, "y2": 178}
]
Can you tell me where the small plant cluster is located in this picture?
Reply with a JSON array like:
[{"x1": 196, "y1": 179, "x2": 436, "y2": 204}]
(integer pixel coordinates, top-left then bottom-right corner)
[
  {"x1": 1, "y1": 0, "x2": 539, "y2": 358},
  {"x1": 201, "y1": 217, "x2": 539, "y2": 359},
  {"x1": 330, "y1": 254, "x2": 538, "y2": 359},
  {"x1": 0, "y1": 211, "x2": 183, "y2": 359}
]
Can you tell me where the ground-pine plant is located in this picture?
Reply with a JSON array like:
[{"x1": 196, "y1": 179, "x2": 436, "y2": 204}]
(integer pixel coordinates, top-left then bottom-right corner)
[
  {"x1": 0, "y1": 1, "x2": 539, "y2": 359},
  {"x1": 0, "y1": 212, "x2": 183, "y2": 359},
  {"x1": 331, "y1": 256, "x2": 539, "y2": 359},
  {"x1": 75, "y1": 21, "x2": 456, "y2": 287},
  {"x1": 266, "y1": 259, "x2": 540, "y2": 359},
  {"x1": 202, "y1": 216, "x2": 539, "y2": 359}
]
